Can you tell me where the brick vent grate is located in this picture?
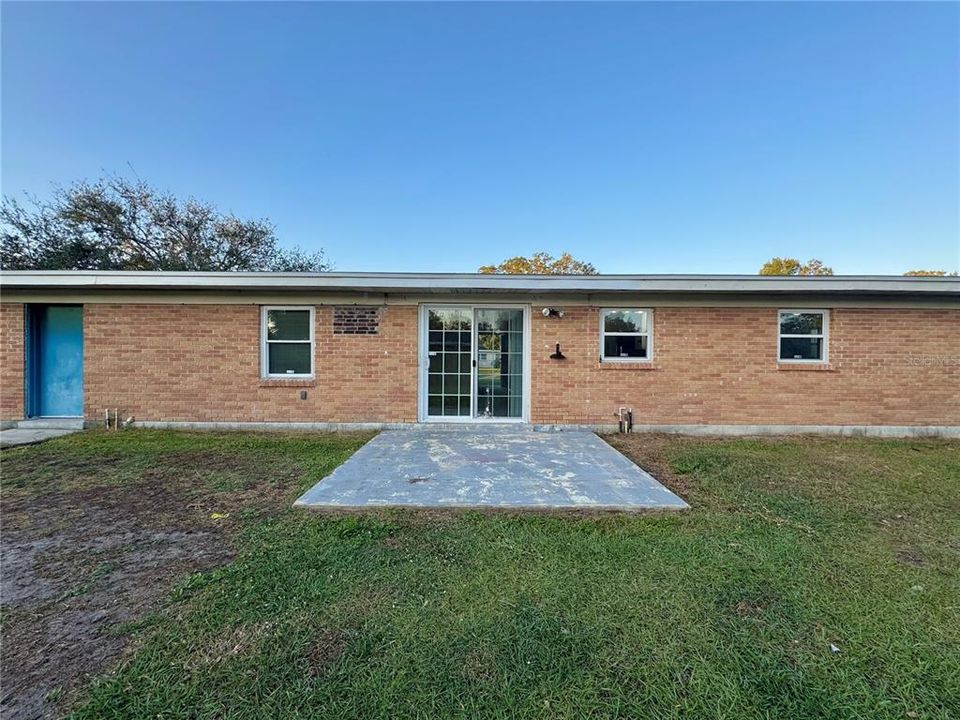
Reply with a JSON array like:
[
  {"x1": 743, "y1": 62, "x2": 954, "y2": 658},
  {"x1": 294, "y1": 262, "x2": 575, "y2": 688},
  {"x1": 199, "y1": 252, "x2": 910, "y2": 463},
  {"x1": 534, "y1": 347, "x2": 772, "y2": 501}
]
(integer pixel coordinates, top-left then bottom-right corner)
[{"x1": 333, "y1": 306, "x2": 381, "y2": 335}]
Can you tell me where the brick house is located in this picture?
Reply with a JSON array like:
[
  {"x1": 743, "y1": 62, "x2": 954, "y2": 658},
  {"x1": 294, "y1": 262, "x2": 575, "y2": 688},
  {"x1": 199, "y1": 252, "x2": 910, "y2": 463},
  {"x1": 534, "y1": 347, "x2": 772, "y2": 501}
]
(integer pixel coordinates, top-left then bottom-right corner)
[{"x1": 1, "y1": 271, "x2": 958, "y2": 436}]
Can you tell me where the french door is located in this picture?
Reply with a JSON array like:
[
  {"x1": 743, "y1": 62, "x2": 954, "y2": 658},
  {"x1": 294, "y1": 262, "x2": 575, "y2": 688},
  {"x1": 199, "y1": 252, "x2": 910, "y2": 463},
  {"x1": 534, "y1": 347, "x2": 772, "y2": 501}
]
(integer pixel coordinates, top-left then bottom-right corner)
[{"x1": 420, "y1": 305, "x2": 529, "y2": 422}]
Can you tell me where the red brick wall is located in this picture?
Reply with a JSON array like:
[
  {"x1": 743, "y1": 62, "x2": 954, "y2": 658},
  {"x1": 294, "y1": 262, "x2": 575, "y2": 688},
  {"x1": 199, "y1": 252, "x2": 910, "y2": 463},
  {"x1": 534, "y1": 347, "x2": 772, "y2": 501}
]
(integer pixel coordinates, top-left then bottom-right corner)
[
  {"x1": 0, "y1": 303, "x2": 24, "y2": 420},
  {"x1": 2, "y1": 301, "x2": 957, "y2": 427},
  {"x1": 83, "y1": 304, "x2": 419, "y2": 423},
  {"x1": 531, "y1": 307, "x2": 960, "y2": 426}
]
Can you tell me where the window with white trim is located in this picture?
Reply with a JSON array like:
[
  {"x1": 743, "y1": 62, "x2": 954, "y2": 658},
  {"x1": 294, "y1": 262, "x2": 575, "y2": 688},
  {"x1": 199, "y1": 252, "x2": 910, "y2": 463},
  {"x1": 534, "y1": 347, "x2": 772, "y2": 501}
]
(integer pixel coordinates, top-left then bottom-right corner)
[
  {"x1": 778, "y1": 310, "x2": 828, "y2": 362},
  {"x1": 600, "y1": 309, "x2": 652, "y2": 362},
  {"x1": 261, "y1": 306, "x2": 314, "y2": 377}
]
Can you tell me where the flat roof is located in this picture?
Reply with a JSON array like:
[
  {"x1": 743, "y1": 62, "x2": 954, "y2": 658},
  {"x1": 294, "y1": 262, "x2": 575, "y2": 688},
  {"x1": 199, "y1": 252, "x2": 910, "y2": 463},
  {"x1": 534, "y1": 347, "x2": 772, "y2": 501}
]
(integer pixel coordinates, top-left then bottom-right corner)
[{"x1": 1, "y1": 270, "x2": 959, "y2": 296}]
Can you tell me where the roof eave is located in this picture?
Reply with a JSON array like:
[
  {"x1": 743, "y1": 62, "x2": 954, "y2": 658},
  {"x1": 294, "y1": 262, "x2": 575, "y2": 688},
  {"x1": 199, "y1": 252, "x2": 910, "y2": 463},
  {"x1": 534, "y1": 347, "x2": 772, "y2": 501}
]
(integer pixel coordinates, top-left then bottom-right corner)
[{"x1": 1, "y1": 271, "x2": 958, "y2": 296}]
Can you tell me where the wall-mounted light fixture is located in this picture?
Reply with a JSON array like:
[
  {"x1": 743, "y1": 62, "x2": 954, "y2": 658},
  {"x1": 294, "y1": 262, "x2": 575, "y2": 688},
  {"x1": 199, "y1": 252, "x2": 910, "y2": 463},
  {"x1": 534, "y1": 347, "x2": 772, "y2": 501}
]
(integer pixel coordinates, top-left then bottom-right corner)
[{"x1": 542, "y1": 307, "x2": 564, "y2": 318}]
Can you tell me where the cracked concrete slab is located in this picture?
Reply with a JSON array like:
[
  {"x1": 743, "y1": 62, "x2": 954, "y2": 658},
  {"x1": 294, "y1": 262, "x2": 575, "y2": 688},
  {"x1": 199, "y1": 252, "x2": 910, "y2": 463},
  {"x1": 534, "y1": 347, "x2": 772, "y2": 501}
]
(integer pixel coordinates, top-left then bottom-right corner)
[{"x1": 295, "y1": 429, "x2": 688, "y2": 510}]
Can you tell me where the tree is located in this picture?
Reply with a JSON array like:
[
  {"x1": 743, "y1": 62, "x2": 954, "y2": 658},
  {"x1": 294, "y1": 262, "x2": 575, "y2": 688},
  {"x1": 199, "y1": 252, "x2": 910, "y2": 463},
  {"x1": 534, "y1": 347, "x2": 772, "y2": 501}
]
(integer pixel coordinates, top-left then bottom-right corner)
[
  {"x1": 478, "y1": 252, "x2": 597, "y2": 275},
  {"x1": 1, "y1": 176, "x2": 330, "y2": 272},
  {"x1": 903, "y1": 270, "x2": 958, "y2": 276},
  {"x1": 758, "y1": 257, "x2": 834, "y2": 276}
]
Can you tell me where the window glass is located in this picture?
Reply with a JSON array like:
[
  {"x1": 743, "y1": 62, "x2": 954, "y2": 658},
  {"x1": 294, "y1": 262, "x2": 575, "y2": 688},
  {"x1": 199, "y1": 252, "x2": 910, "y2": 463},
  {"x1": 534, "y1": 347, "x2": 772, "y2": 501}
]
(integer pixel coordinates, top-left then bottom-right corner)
[
  {"x1": 601, "y1": 309, "x2": 651, "y2": 361},
  {"x1": 779, "y1": 312, "x2": 823, "y2": 335},
  {"x1": 477, "y1": 310, "x2": 523, "y2": 332},
  {"x1": 266, "y1": 309, "x2": 310, "y2": 340},
  {"x1": 443, "y1": 396, "x2": 460, "y2": 415},
  {"x1": 443, "y1": 332, "x2": 461, "y2": 351},
  {"x1": 779, "y1": 337, "x2": 823, "y2": 361},
  {"x1": 268, "y1": 343, "x2": 311, "y2": 375},
  {"x1": 604, "y1": 310, "x2": 647, "y2": 334},
  {"x1": 263, "y1": 307, "x2": 313, "y2": 376},
  {"x1": 603, "y1": 335, "x2": 648, "y2": 359},
  {"x1": 778, "y1": 310, "x2": 826, "y2": 361}
]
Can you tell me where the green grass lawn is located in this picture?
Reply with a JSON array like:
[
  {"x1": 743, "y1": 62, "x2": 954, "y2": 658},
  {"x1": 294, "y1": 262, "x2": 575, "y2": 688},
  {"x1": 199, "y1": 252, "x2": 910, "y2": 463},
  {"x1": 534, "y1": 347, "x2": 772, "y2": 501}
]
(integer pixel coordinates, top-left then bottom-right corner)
[{"x1": 2, "y1": 430, "x2": 958, "y2": 719}]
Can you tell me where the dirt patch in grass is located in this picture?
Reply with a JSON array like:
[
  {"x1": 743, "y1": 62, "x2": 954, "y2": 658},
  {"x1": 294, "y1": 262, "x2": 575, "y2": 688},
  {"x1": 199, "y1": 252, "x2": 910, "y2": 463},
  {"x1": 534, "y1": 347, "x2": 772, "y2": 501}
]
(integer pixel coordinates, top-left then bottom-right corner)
[
  {"x1": 0, "y1": 448, "x2": 299, "y2": 720},
  {"x1": 732, "y1": 600, "x2": 767, "y2": 617},
  {"x1": 379, "y1": 534, "x2": 407, "y2": 550},
  {"x1": 461, "y1": 648, "x2": 499, "y2": 684},
  {"x1": 307, "y1": 628, "x2": 348, "y2": 677},
  {"x1": 603, "y1": 433, "x2": 694, "y2": 498},
  {"x1": 895, "y1": 548, "x2": 927, "y2": 567}
]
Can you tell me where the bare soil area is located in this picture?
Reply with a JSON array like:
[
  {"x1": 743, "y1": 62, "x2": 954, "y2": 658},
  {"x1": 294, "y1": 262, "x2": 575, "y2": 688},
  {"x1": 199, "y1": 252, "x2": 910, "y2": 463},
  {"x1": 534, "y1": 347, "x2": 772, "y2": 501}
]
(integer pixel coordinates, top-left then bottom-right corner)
[
  {"x1": 603, "y1": 432, "x2": 693, "y2": 496},
  {"x1": 0, "y1": 448, "x2": 296, "y2": 720}
]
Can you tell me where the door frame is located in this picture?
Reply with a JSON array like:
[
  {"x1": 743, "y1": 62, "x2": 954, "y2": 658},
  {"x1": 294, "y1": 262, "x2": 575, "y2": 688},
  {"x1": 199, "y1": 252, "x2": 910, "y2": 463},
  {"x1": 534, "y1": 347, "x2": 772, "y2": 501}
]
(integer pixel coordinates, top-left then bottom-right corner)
[{"x1": 418, "y1": 303, "x2": 532, "y2": 423}]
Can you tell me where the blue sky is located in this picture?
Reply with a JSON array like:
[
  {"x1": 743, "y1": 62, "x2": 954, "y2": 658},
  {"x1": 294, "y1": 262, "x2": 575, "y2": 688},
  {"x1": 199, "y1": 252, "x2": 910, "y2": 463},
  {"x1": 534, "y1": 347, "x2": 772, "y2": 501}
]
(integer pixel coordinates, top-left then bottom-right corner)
[{"x1": 2, "y1": 2, "x2": 958, "y2": 274}]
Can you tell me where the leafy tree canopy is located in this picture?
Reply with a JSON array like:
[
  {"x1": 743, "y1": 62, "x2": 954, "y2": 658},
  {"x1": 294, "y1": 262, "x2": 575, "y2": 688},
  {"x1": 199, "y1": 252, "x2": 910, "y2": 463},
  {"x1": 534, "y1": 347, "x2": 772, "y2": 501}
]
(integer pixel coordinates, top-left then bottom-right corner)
[
  {"x1": 758, "y1": 257, "x2": 834, "y2": 276},
  {"x1": 1, "y1": 176, "x2": 330, "y2": 272},
  {"x1": 479, "y1": 252, "x2": 597, "y2": 275},
  {"x1": 903, "y1": 269, "x2": 957, "y2": 276}
]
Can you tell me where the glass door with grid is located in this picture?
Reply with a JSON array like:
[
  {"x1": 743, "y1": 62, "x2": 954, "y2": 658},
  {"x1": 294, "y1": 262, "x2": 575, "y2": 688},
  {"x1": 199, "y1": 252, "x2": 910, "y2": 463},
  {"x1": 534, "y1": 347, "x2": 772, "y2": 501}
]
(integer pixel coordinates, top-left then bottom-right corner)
[
  {"x1": 425, "y1": 307, "x2": 473, "y2": 418},
  {"x1": 474, "y1": 308, "x2": 524, "y2": 419},
  {"x1": 423, "y1": 306, "x2": 525, "y2": 421}
]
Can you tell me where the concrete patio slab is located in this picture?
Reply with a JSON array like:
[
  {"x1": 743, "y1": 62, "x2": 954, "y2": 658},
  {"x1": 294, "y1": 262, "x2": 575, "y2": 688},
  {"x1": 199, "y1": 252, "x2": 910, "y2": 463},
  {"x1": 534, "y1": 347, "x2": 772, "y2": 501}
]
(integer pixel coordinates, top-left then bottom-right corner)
[
  {"x1": 295, "y1": 429, "x2": 688, "y2": 510},
  {"x1": 0, "y1": 428, "x2": 79, "y2": 448}
]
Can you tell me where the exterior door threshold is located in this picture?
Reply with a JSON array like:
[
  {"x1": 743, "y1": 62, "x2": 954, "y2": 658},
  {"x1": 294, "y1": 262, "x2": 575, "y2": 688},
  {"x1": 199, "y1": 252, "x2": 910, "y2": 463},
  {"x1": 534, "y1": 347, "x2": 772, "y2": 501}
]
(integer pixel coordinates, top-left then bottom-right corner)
[{"x1": 414, "y1": 422, "x2": 533, "y2": 431}]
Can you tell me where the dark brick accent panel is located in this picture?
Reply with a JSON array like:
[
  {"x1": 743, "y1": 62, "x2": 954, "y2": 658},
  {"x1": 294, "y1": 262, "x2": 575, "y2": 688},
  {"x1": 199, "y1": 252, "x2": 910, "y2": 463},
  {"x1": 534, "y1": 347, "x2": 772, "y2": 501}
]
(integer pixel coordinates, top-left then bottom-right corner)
[{"x1": 333, "y1": 306, "x2": 381, "y2": 335}]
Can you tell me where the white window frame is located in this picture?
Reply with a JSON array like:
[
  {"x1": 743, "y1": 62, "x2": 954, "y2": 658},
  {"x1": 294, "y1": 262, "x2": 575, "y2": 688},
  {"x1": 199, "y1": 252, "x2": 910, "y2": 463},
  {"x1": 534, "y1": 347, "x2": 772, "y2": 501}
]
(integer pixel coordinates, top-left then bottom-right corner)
[
  {"x1": 777, "y1": 309, "x2": 829, "y2": 364},
  {"x1": 260, "y1": 305, "x2": 315, "y2": 378},
  {"x1": 599, "y1": 308, "x2": 653, "y2": 363}
]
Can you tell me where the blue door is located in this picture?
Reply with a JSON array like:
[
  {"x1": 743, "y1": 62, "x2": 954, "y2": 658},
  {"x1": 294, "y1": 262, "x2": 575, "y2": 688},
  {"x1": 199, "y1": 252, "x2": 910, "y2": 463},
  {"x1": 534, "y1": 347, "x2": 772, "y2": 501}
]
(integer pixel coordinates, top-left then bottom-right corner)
[{"x1": 33, "y1": 306, "x2": 84, "y2": 417}]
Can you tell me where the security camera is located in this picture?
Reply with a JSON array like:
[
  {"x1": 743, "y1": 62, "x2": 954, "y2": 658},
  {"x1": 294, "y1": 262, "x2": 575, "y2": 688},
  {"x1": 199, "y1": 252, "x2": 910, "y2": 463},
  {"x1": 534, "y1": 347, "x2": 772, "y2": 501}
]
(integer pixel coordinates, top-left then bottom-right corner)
[
  {"x1": 542, "y1": 307, "x2": 551, "y2": 317},
  {"x1": 542, "y1": 307, "x2": 565, "y2": 318}
]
